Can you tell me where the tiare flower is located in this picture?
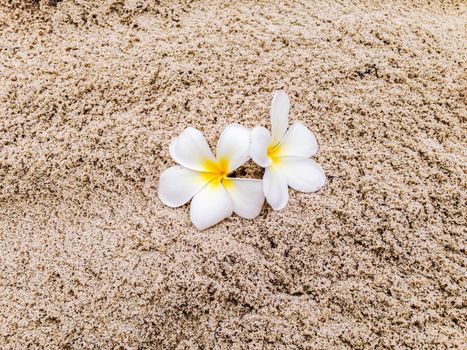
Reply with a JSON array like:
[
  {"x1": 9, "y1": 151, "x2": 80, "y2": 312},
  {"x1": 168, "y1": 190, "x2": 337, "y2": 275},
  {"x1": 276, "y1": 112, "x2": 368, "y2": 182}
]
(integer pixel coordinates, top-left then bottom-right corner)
[
  {"x1": 158, "y1": 124, "x2": 265, "y2": 230},
  {"x1": 250, "y1": 91, "x2": 326, "y2": 210}
]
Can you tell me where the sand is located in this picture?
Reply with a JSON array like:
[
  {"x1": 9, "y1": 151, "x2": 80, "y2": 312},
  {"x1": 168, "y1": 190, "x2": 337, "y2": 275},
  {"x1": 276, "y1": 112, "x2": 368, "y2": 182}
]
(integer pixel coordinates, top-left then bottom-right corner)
[{"x1": 0, "y1": 0, "x2": 466, "y2": 348}]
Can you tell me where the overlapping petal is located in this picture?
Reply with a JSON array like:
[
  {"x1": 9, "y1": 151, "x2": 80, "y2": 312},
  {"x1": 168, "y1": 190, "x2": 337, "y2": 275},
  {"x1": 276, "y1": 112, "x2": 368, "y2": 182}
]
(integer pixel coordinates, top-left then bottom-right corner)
[
  {"x1": 190, "y1": 180, "x2": 233, "y2": 230},
  {"x1": 276, "y1": 122, "x2": 318, "y2": 158},
  {"x1": 279, "y1": 157, "x2": 326, "y2": 193},
  {"x1": 270, "y1": 90, "x2": 290, "y2": 145},
  {"x1": 216, "y1": 124, "x2": 251, "y2": 172},
  {"x1": 223, "y1": 179, "x2": 264, "y2": 219},
  {"x1": 169, "y1": 127, "x2": 216, "y2": 172},
  {"x1": 158, "y1": 166, "x2": 212, "y2": 208},
  {"x1": 263, "y1": 165, "x2": 289, "y2": 210},
  {"x1": 250, "y1": 126, "x2": 272, "y2": 167}
]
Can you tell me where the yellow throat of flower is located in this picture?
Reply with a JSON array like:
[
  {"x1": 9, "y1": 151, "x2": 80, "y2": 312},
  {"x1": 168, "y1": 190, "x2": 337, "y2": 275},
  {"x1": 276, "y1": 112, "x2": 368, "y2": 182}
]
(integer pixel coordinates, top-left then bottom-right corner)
[
  {"x1": 201, "y1": 158, "x2": 232, "y2": 187},
  {"x1": 267, "y1": 143, "x2": 282, "y2": 163}
]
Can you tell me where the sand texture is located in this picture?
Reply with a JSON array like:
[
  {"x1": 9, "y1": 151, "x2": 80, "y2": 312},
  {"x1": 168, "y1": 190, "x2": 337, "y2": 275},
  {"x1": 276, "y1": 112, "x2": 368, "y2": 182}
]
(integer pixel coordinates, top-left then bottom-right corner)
[{"x1": 1, "y1": 0, "x2": 466, "y2": 349}]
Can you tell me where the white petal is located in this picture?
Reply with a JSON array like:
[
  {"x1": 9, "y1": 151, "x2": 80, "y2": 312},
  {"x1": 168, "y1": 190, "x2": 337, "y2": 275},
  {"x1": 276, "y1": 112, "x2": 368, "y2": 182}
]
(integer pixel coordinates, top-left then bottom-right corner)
[
  {"x1": 158, "y1": 166, "x2": 208, "y2": 207},
  {"x1": 277, "y1": 122, "x2": 318, "y2": 158},
  {"x1": 279, "y1": 157, "x2": 326, "y2": 192},
  {"x1": 263, "y1": 165, "x2": 289, "y2": 210},
  {"x1": 216, "y1": 124, "x2": 251, "y2": 172},
  {"x1": 190, "y1": 180, "x2": 233, "y2": 230},
  {"x1": 223, "y1": 178, "x2": 265, "y2": 219},
  {"x1": 169, "y1": 127, "x2": 215, "y2": 172},
  {"x1": 270, "y1": 90, "x2": 290, "y2": 144},
  {"x1": 250, "y1": 126, "x2": 272, "y2": 168}
]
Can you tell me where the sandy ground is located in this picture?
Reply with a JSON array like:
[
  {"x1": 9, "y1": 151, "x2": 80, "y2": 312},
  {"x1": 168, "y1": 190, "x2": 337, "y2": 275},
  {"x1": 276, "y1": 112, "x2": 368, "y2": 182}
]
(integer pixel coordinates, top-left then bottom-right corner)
[{"x1": 1, "y1": 0, "x2": 466, "y2": 349}]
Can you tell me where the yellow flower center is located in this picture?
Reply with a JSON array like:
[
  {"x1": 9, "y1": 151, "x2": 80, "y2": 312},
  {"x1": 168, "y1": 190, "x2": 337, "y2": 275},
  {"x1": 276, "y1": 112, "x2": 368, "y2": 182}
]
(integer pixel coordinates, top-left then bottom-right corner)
[
  {"x1": 267, "y1": 143, "x2": 282, "y2": 163},
  {"x1": 200, "y1": 157, "x2": 232, "y2": 187}
]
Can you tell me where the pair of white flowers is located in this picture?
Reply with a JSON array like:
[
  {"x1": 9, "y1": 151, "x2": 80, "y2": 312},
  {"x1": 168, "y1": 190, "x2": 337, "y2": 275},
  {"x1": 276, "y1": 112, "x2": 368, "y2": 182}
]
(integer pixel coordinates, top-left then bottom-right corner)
[{"x1": 158, "y1": 91, "x2": 326, "y2": 230}]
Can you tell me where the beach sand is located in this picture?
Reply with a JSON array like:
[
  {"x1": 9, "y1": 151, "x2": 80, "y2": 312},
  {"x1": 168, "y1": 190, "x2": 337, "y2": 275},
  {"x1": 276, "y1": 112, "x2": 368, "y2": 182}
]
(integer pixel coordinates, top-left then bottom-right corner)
[{"x1": 0, "y1": 0, "x2": 465, "y2": 348}]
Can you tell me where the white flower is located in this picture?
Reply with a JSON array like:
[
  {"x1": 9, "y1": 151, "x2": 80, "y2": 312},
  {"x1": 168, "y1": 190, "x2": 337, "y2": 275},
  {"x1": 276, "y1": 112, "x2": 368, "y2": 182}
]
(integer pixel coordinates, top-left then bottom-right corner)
[
  {"x1": 158, "y1": 124, "x2": 265, "y2": 230},
  {"x1": 250, "y1": 91, "x2": 326, "y2": 210}
]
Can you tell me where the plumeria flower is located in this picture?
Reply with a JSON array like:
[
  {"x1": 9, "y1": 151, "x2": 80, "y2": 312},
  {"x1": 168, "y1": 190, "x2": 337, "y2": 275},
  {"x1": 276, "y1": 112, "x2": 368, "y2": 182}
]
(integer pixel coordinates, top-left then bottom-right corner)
[
  {"x1": 158, "y1": 124, "x2": 265, "y2": 230},
  {"x1": 250, "y1": 91, "x2": 326, "y2": 210}
]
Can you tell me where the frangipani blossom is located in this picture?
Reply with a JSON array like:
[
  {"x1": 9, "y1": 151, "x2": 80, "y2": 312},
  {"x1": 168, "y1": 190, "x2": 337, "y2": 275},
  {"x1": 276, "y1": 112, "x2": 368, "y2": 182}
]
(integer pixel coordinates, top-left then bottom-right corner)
[
  {"x1": 250, "y1": 91, "x2": 326, "y2": 210},
  {"x1": 158, "y1": 124, "x2": 265, "y2": 230}
]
